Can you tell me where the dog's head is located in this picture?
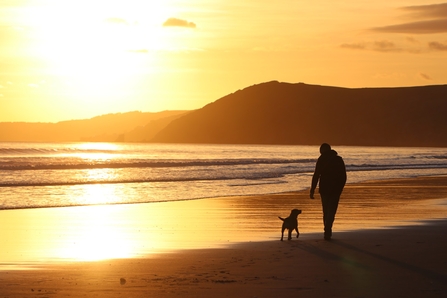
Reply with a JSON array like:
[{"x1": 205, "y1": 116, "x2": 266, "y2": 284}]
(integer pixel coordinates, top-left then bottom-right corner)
[{"x1": 290, "y1": 209, "x2": 302, "y2": 217}]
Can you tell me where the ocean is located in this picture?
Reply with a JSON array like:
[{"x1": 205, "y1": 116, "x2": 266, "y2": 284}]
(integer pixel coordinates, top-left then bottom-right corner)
[{"x1": 1, "y1": 142, "x2": 447, "y2": 210}]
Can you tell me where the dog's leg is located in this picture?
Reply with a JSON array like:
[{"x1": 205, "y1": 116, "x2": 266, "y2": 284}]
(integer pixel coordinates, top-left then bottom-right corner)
[
  {"x1": 287, "y1": 229, "x2": 292, "y2": 240},
  {"x1": 295, "y1": 227, "x2": 300, "y2": 238},
  {"x1": 280, "y1": 226, "x2": 286, "y2": 241}
]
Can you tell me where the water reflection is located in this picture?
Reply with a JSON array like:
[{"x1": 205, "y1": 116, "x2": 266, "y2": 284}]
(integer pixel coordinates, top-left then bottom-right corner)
[
  {"x1": 75, "y1": 182, "x2": 121, "y2": 205},
  {"x1": 84, "y1": 168, "x2": 118, "y2": 182}
]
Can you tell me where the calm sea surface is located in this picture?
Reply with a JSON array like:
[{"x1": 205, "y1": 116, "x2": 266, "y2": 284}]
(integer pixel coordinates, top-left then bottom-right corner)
[{"x1": 1, "y1": 142, "x2": 447, "y2": 210}]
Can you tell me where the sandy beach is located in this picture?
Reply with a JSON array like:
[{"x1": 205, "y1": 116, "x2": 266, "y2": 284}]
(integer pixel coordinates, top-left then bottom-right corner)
[{"x1": 1, "y1": 176, "x2": 447, "y2": 297}]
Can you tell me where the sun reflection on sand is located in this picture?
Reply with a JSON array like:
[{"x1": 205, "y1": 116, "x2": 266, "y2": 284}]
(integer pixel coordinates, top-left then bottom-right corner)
[
  {"x1": 56, "y1": 205, "x2": 136, "y2": 261},
  {"x1": 0, "y1": 196, "x2": 288, "y2": 263}
]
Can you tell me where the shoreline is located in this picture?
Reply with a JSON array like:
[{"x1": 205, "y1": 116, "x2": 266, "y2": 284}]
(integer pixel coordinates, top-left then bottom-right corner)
[{"x1": 2, "y1": 175, "x2": 447, "y2": 296}]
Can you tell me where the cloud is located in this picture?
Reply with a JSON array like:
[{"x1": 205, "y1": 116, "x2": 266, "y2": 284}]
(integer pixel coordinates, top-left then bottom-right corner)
[
  {"x1": 340, "y1": 43, "x2": 366, "y2": 50},
  {"x1": 405, "y1": 37, "x2": 419, "y2": 43},
  {"x1": 371, "y1": 3, "x2": 447, "y2": 34},
  {"x1": 341, "y1": 39, "x2": 447, "y2": 54},
  {"x1": 401, "y1": 3, "x2": 447, "y2": 20},
  {"x1": 373, "y1": 40, "x2": 402, "y2": 52},
  {"x1": 340, "y1": 40, "x2": 403, "y2": 52},
  {"x1": 419, "y1": 73, "x2": 432, "y2": 80},
  {"x1": 346, "y1": 4, "x2": 447, "y2": 53},
  {"x1": 372, "y1": 19, "x2": 447, "y2": 34},
  {"x1": 428, "y1": 41, "x2": 447, "y2": 51},
  {"x1": 163, "y1": 18, "x2": 196, "y2": 28}
]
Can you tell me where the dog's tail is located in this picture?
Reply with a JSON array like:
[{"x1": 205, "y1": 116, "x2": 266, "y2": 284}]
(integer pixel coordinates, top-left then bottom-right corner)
[{"x1": 278, "y1": 216, "x2": 285, "y2": 221}]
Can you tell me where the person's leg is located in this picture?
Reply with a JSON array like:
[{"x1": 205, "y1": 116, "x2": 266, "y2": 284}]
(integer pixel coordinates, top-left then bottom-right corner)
[
  {"x1": 321, "y1": 194, "x2": 340, "y2": 240},
  {"x1": 320, "y1": 194, "x2": 330, "y2": 239}
]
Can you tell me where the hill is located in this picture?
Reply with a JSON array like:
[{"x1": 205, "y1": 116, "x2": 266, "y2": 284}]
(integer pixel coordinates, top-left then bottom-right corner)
[
  {"x1": 0, "y1": 111, "x2": 188, "y2": 142},
  {"x1": 150, "y1": 81, "x2": 447, "y2": 147}
]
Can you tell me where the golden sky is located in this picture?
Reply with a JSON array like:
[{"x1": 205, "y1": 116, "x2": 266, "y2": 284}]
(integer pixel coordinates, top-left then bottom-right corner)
[{"x1": 1, "y1": 0, "x2": 446, "y2": 122}]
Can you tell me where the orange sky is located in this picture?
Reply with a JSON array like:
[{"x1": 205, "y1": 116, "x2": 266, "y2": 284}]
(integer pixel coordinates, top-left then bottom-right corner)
[{"x1": 1, "y1": 0, "x2": 446, "y2": 122}]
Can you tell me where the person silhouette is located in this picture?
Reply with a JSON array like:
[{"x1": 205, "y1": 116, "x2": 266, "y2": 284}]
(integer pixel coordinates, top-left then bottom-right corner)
[{"x1": 310, "y1": 143, "x2": 347, "y2": 240}]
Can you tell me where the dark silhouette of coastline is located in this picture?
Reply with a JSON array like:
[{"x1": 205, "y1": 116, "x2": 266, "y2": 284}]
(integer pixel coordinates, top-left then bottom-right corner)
[
  {"x1": 0, "y1": 111, "x2": 188, "y2": 142},
  {"x1": 1, "y1": 81, "x2": 447, "y2": 147},
  {"x1": 151, "y1": 81, "x2": 447, "y2": 147}
]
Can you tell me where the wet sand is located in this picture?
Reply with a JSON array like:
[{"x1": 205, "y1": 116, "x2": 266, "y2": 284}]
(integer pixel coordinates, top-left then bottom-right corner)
[{"x1": 1, "y1": 176, "x2": 447, "y2": 297}]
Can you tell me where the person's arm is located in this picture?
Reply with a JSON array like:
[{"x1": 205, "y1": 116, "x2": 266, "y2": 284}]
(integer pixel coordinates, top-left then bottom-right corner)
[
  {"x1": 310, "y1": 159, "x2": 321, "y2": 199},
  {"x1": 337, "y1": 157, "x2": 347, "y2": 189},
  {"x1": 340, "y1": 158, "x2": 347, "y2": 186}
]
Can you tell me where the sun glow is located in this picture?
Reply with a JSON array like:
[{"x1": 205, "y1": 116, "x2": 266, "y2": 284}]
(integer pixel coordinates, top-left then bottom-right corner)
[
  {"x1": 24, "y1": 1, "x2": 181, "y2": 107},
  {"x1": 69, "y1": 143, "x2": 118, "y2": 161}
]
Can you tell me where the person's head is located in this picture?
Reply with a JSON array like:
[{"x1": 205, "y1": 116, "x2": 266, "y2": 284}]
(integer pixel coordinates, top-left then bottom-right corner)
[{"x1": 319, "y1": 143, "x2": 331, "y2": 154}]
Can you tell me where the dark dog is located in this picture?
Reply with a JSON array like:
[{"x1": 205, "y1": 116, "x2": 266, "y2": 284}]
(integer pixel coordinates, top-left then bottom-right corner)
[{"x1": 278, "y1": 209, "x2": 302, "y2": 241}]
